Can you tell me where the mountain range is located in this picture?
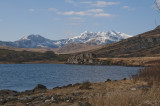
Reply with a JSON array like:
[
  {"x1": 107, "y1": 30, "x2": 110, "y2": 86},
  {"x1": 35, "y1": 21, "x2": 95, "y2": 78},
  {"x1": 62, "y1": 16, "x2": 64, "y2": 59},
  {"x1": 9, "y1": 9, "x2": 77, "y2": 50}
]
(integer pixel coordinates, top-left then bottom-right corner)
[
  {"x1": 0, "y1": 30, "x2": 132, "y2": 49},
  {"x1": 92, "y1": 26, "x2": 160, "y2": 58}
]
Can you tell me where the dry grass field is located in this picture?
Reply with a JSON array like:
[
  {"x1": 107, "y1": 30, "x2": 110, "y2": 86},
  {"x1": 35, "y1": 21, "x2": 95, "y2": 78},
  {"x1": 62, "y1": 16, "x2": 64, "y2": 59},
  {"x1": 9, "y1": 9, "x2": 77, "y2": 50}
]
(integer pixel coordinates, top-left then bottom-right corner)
[{"x1": 97, "y1": 56, "x2": 160, "y2": 66}]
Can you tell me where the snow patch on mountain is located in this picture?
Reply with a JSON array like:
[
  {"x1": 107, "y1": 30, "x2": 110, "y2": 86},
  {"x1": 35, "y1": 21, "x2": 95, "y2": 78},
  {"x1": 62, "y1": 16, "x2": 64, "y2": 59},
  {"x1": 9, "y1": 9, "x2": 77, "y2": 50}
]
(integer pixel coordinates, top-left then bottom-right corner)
[{"x1": 0, "y1": 30, "x2": 132, "y2": 48}]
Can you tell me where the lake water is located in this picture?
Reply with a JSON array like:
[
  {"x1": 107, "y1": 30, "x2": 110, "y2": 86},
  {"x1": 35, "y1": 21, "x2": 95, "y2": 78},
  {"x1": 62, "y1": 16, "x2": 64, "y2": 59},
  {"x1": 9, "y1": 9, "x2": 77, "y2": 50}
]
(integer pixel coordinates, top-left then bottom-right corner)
[{"x1": 0, "y1": 64, "x2": 139, "y2": 91}]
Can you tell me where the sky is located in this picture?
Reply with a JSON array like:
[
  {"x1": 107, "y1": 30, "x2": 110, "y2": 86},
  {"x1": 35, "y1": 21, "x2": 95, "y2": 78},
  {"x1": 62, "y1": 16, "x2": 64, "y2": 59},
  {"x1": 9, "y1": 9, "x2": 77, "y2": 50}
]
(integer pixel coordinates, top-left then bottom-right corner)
[{"x1": 0, "y1": 0, "x2": 160, "y2": 41}]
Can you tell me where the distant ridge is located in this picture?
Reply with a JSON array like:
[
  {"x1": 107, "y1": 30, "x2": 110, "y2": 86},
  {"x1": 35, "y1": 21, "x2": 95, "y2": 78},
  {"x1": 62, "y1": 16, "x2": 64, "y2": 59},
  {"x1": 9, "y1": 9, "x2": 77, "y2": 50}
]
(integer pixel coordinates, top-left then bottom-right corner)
[{"x1": 0, "y1": 30, "x2": 132, "y2": 49}]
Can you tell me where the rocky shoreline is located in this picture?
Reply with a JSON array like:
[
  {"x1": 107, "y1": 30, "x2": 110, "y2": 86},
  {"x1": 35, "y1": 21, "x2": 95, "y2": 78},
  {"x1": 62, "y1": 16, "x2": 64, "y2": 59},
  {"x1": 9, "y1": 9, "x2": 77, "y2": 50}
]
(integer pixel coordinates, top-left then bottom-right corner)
[{"x1": 0, "y1": 78, "x2": 153, "y2": 106}]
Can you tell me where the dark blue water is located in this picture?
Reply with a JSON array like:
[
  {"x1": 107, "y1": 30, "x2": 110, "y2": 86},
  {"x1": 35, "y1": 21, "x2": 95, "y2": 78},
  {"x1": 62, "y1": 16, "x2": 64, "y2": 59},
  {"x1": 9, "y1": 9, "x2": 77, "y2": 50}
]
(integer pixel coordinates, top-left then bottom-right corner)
[{"x1": 0, "y1": 64, "x2": 139, "y2": 91}]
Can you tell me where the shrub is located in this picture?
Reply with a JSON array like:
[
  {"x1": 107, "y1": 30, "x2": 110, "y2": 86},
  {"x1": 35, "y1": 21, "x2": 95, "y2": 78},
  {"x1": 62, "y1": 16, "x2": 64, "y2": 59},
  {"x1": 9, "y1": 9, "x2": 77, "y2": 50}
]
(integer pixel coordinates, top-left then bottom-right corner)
[
  {"x1": 132, "y1": 63, "x2": 160, "y2": 86},
  {"x1": 104, "y1": 60, "x2": 111, "y2": 65},
  {"x1": 80, "y1": 81, "x2": 91, "y2": 90}
]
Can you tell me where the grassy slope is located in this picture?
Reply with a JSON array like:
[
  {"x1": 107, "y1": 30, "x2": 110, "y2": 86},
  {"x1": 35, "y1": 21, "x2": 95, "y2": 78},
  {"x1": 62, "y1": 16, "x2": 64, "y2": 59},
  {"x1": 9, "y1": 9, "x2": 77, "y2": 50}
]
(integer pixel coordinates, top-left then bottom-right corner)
[
  {"x1": 93, "y1": 28, "x2": 160, "y2": 58},
  {"x1": 0, "y1": 48, "x2": 70, "y2": 64}
]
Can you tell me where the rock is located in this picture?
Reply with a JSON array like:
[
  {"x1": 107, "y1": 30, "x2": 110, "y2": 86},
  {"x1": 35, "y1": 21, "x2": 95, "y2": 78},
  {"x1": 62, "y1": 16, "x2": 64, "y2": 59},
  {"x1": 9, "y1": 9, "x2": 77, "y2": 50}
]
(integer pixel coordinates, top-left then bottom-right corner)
[
  {"x1": 7, "y1": 96, "x2": 18, "y2": 101},
  {"x1": 34, "y1": 84, "x2": 47, "y2": 90},
  {"x1": 67, "y1": 53, "x2": 96, "y2": 65},
  {"x1": 73, "y1": 83, "x2": 80, "y2": 87},
  {"x1": 51, "y1": 95, "x2": 63, "y2": 103},
  {"x1": 130, "y1": 88, "x2": 136, "y2": 91},
  {"x1": 0, "y1": 89, "x2": 19, "y2": 97},
  {"x1": 105, "y1": 79, "x2": 111, "y2": 82},
  {"x1": 33, "y1": 95, "x2": 43, "y2": 101},
  {"x1": 23, "y1": 90, "x2": 34, "y2": 95},
  {"x1": 72, "y1": 92, "x2": 83, "y2": 96},
  {"x1": 44, "y1": 95, "x2": 52, "y2": 100},
  {"x1": 65, "y1": 96, "x2": 74, "y2": 103},
  {"x1": 26, "y1": 103, "x2": 35, "y2": 106},
  {"x1": 45, "y1": 99, "x2": 51, "y2": 104},
  {"x1": 78, "y1": 101, "x2": 92, "y2": 106},
  {"x1": 123, "y1": 78, "x2": 127, "y2": 80},
  {"x1": 0, "y1": 98, "x2": 7, "y2": 105},
  {"x1": 33, "y1": 84, "x2": 47, "y2": 92}
]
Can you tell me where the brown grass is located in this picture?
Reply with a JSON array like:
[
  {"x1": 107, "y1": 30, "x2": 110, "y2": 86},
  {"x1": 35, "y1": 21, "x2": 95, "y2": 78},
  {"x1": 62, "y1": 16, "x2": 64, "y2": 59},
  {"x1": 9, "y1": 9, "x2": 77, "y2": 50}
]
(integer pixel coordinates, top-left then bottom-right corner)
[
  {"x1": 97, "y1": 57, "x2": 160, "y2": 66},
  {"x1": 133, "y1": 63, "x2": 160, "y2": 86},
  {"x1": 88, "y1": 63, "x2": 160, "y2": 106},
  {"x1": 89, "y1": 87, "x2": 160, "y2": 106}
]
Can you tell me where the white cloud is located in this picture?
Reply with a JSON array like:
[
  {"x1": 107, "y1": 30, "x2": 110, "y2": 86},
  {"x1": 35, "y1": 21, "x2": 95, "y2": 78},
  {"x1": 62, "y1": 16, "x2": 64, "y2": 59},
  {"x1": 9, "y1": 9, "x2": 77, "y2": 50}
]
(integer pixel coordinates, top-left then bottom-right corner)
[
  {"x1": 123, "y1": 6, "x2": 135, "y2": 11},
  {"x1": 59, "y1": 9, "x2": 113, "y2": 18},
  {"x1": 61, "y1": 11, "x2": 88, "y2": 16},
  {"x1": 94, "y1": 13, "x2": 113, "y2": 17},
  {"x1": 65, "y1": 0, "x2": 77, "y2": 6},
  {"x1": 92, "y1": 1, "x2": 119, "y2": 7},
  {"x1": 48, "y1": 8, "x2": 57, "y2": 12},
  {"x1": 29, "y1": 8, "x2": 35, "y2": 12},
  {"x1": 61, "y1": 9, "x2": 104, "y2": 16},
  {"x1": 49, "y1": 7, "x2": 114, "y2": 18},
  {"x1": 80, "y1": 1, "x2": 92, "y2": 4},
  {"x1": 69, "y1": 1, "x2": 119, "y2": 8},
  {"x1": 87, "y1": 9, "x2": 104, "y2": 13},
  {"x1": 123, "y1": 6, "x2": 129, "y2": 9}
]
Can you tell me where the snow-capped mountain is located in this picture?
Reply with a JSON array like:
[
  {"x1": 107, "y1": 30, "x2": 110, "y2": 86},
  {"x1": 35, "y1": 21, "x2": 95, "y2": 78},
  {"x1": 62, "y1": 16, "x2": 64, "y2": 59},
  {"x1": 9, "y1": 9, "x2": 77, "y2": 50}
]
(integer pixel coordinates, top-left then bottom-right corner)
[
  {"x1": 68, "y1": 30, "x2": 132, "y2": 45},
  {"x1": 0, "y1": 30, "x2": 132, "y2": 48}
]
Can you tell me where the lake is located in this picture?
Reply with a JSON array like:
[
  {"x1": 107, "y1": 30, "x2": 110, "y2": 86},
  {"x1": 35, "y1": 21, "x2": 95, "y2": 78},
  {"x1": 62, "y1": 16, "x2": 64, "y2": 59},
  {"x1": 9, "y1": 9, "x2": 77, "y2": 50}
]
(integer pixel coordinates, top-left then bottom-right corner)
[{"x1": 0, "y1": 64, "x2": 139, "y2": 91}]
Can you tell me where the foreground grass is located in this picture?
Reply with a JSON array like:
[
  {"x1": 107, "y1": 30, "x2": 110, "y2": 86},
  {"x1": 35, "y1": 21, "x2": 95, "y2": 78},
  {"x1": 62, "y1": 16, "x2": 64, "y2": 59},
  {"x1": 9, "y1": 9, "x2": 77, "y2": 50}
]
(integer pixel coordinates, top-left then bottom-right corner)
[
  {"x1": 89, "y1": 86, "x2": 160, "y2": 106},
  {"x1": 89, "y1": 63, "x2": 160, "y2": 106}
]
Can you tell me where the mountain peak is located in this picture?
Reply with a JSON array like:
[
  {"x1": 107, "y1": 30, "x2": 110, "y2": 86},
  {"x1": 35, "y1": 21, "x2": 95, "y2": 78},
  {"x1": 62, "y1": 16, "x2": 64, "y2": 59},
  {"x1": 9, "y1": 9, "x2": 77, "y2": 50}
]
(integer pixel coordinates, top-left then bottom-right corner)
[
  {"x1": 19, "y1": 34, "x2": 46, "y2": 41},
  {"x1": 83, "y1": 30, "x2": 90, "y2": 33},
  {"x1": 0, "y1": 30, "x2": 132, "y2": 48}
]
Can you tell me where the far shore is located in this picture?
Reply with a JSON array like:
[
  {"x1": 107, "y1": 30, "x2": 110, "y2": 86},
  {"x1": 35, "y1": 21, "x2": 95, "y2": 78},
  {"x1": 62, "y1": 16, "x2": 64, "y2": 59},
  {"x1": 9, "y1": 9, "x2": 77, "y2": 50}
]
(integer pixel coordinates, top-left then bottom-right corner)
[{"x1": 0, "y1": 56, "x2": 160, "y2": 67}]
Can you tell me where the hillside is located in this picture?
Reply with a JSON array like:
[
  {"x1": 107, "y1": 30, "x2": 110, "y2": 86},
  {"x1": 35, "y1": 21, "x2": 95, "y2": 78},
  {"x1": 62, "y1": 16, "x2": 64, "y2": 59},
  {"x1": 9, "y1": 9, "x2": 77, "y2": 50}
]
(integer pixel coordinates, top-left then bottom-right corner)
[
  {"x1": 66, "y1": 26, "x2": 160, "y2": 66},
  {"x1": 0, "y1": 48, "x2": 70, "y2": 64},
  {"x1": 93, "y1": 26, "x2": 160, "y2": 58},
  {"x1": 56, "y1": 43, "x2": 102, "y2": 54}
]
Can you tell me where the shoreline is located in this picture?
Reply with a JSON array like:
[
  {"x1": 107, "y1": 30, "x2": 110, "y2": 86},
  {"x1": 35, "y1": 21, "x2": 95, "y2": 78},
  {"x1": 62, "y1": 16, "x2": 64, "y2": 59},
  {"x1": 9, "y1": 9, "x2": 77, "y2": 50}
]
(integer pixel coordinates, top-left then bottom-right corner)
[
  {"x1": 0, "y1": 78, "x2": 148, "y2": 106},
  {"x1": 0, "y1": 56, "x2": 158, "y2": 67},
  {"x1": 1, "y1": 64, "x2": 159, "y2": 106}
]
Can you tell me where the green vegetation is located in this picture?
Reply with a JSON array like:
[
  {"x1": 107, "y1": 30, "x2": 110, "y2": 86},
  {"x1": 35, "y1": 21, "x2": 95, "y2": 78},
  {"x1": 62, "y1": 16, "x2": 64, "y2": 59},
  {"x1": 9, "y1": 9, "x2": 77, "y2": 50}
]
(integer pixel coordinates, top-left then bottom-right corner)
[
  {"x1": 103, "y1": 60, "x2": 111, "y2": 65},
  {"x1": 0, "y1": 49, "x2": 70, "y2": 63}
]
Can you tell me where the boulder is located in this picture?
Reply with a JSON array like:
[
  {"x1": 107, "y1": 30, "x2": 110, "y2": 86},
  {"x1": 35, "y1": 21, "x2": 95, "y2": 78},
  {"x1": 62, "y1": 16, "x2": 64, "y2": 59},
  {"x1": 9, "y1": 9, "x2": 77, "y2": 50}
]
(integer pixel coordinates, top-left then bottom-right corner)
[{"x1": 33, "y1": 84, "x2": 47, "y2": 91}]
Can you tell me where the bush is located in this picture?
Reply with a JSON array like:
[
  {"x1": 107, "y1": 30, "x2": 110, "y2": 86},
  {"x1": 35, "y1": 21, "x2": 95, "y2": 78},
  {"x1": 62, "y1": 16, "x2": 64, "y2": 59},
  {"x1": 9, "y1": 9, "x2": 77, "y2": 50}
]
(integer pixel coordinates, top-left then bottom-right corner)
[
  {"x1": 80, "y1": 81, "x2": 91, "y2": 90},
  {"x1": 132, "y1": 63, "x2": 160, "y2": 86},
  {"x1": 103, "y1": 60, "x2": 111, "y2": 65}
]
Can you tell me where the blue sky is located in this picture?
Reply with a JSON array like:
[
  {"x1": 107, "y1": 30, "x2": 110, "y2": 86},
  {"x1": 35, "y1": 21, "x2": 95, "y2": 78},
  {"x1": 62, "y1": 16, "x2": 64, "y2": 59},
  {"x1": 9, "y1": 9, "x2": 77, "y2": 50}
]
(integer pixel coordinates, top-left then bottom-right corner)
[{"x1": 0, "y1": 0, "x2": 159, "y2": 41}]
